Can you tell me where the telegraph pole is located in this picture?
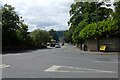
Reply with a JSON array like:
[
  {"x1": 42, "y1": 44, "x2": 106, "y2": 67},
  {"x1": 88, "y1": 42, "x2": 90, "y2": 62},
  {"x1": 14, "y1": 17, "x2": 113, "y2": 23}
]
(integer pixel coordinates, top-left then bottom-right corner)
[{"x1": 96, "y1": 1, "x2": 99, "y2": 52}]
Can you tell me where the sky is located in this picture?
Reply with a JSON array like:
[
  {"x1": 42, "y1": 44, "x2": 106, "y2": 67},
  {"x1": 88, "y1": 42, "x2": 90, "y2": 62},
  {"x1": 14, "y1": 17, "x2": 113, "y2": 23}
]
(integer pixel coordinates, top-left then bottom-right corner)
[
  {"x1": 0, "y1": 0, "x2": 115, "y2": 32},
  {"x1": 0, "y1": 0, "x2": 74, "y2": 32}
]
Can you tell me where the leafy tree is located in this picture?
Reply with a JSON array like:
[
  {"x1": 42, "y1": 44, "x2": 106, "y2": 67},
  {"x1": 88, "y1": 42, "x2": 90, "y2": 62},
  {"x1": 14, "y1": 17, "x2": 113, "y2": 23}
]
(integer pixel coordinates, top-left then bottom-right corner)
[
  {"x1": 31, "y1": 29, "x2": 50, "y2": 47},
  {"x1": 67, "y1": 2, "x2": 113, "y2": 44},
  {"x1": 49, "y1": 29, "x2": 56, "y2": 35},
  {"x1": 72, "y1": 20, "x2": 88, "y2": 44},
  {"x1": 112, "y1": 1, "x2": 120, "y2": 36},
  {"x1": 79, "y1": 18, "x2": 119, "y2": 40},
  {"x1": 113, "y1": 1, "x2": 120, "y2": 20},
  {"x1": 2, "y1": 4, "x2": 21, "y2": 46},
  {"x1": 16, "y1": 23, "x2": 33, "y2": 46},
  {"x1": 68, "y1": 2, "x2": 112, "y2": 28},
  {"x1": 2, "y1": 4, "x2": 32, "y2": 47},
  {"x1": 63, "y1": 30, "x2": 72, "y2": 43},
  {"x1": 16, "y1": 23, "x2": 28, "y2": 41},
  {"x1": 49, "y1": 29, "x2": 59, "y2": 42}
]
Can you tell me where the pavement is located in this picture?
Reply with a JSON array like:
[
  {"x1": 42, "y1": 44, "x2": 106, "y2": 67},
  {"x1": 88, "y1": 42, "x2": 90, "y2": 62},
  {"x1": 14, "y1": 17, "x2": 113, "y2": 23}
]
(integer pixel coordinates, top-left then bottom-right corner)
[
  {"x1": 1, "y1": 44, "x2": 119, "y2": 78},
  {"x1": 77, "y1": 49, "x2": 120, "y2": 55}
]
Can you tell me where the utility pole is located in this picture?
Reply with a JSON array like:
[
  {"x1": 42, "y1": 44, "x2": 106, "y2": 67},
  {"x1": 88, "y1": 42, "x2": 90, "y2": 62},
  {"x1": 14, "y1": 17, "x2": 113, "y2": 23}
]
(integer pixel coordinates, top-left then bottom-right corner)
[{"x1": 96, "y1": 1, "x2": 99, "y2": 52}]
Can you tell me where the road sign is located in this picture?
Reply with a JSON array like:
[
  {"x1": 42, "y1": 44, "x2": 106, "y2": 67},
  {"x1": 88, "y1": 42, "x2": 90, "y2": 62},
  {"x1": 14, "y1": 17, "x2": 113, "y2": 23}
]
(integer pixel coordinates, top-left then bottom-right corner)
[{"x1": 100, "y1": 45, "x2": 106, "y2": 51}]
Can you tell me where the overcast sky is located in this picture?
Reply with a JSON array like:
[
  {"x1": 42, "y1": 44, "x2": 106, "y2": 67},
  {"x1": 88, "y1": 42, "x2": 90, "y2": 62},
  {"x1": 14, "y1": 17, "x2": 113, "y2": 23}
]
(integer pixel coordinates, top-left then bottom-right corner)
[{"x1": 0, "y1": 0, "x2": 74, "y2": 32}]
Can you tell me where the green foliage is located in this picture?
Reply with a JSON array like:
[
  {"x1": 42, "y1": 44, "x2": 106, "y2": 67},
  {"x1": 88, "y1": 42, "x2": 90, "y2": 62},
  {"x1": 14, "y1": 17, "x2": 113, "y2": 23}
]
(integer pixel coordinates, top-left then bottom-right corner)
[
  {"x1": 51, "y1": 39, "x2": 56, "y2": 42},
  {"x1": 70, "y1": 2, "x2": 120, "y2": 44},
  {"x1": 31, "y1": 29, "x2": 50, "y2": 46},
  {"x1": 2, "y1": 4, "x2": 20, "y2": 31},
  {"x1": 65, "y1": 2, "x2": 113, "y2": 43},
  {"x1": 113, "y1": 1, "x2": 120, "y2": 19},
  {"x1": 16, "y1": 23, "x2": 28, "y2": 41},
  {"x1": 63, "y1": 30, "x2": 73, "y2": 43},
  {"x1": 112, "y1": 1, "x2": 120, "y2": 28},
  {"x1": 68, "y1": 2, "x2": 112, "y2": 27},
  {"x1": 2, "y1": 4, "x2": 53, "y2": 49},
  {"x1": 49, "y1": 29, "x2": 56, "y2": 35},
  {"x1": 16, "y1": 23, "x2": 33, "y2": 46},
  {"x1": 79, "y1": 23, "x2": 97, "y2": 40},
  {"x1": 72, "y1": 20, "x2": 88, "y2": 44},
  {"x1": 2, "y1": 4, "x2": 21, "y2": 46},
  {"x1": 2, "y1": 4, "x2": 33, "y2": 47},
  {"x1": 111, "y1": 1, "x2": 120, "y2": 37},
  {"x1": 49, "y1": 29, "x2": 59, "y2": 42},
  {"x1": 79, "y1": 18, "x2": 119, "y2": 41}
]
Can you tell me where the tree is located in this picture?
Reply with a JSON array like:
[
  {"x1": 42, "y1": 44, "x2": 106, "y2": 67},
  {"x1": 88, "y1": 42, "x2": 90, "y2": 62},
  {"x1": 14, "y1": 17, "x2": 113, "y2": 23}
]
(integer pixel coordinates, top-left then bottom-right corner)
[
  {"x1": 68, "y1": 2, "x2": 112, "y2": 28},
  {"x1": 2, "y1": 4, "x2": 32, "y2": 47},
  {"x1": 112, "y1": 1, "x2": 120, "y2": 36},
  {"x1": 2, "y1": 4, "x2": 21, "y2": 46},
  {"x1": 63, "y1": 30, "x2": 72, "y2": 43},
  {"x1": 31, "y1": 29, "x2": 50, "y2": 47},
  {"x1": 78, "y1": 18, "x2": 119, "y2": 40},
  {"x1": 67, "y1": 2, "x2": 113, "y2": 44},
  {"x1": 49, "y1": 29, "x2": 59, "y2": 42},
  {"x1": 72, "y1": 20, "x2": 88, "y2": 44},
  {"x1": 16, "y1": 23, "x2": 33, "y2": 46},
  {"x1": 113, "y1": 1, "x2": 120, "y2": 20}
]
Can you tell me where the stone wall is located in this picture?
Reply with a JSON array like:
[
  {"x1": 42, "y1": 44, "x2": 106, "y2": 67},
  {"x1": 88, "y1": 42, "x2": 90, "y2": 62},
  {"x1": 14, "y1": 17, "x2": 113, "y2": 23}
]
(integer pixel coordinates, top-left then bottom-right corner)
[
  {"x1": 84, "y1": 37, "x2": 120, "y2": 52},
  {"x1": 85, "y1": 40, "x2": 97, "y2": 51}
]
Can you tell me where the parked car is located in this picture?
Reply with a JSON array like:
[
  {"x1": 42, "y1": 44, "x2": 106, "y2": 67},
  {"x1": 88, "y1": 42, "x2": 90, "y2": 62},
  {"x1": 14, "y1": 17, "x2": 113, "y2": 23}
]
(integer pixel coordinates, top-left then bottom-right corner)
[
  {"x1": 50, "y1": 43, "x2": 56, "y2": 47},
  {"x1": 61, "y1": 42, "x2": 64, "y2": 46},
  {"x1": 47, "y1": 42, "x2": 50, "y2": 46},
  {"x1": 55, "y1": 44, "x2": 61, "y2": 48}
]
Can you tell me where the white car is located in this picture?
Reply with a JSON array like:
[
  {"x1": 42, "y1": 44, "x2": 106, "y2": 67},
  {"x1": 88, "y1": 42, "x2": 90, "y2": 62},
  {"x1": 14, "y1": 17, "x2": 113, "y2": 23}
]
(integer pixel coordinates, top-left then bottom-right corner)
[
  {"x1": 47, "y1": 42, "x2": 50, "y2": 46},
  {"x1": 55, "y1": 44, "x2": 61, "y2": 48}
]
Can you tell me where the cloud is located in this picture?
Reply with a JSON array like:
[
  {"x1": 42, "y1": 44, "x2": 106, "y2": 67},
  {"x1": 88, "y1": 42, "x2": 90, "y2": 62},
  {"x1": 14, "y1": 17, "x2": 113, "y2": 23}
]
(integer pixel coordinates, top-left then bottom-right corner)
[{"x1": 1, "y1": 0, "x2": 74, "y2": 32}]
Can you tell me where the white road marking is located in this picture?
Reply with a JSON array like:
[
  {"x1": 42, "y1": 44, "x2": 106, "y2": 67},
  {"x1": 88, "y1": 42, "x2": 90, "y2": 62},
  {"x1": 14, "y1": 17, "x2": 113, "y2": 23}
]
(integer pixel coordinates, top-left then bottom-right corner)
[
  {"x1": 12, "y1": 54, "x2": 22, "y2": 56},
  {"x1": 44, "y1": 65, "x2": 61, "y2": 72},
  {"x1": 44, "y1": 65, "x2": 116, "y2": 73},
  {"x1": 0, "y1": 64, "x2": 10, "y2": 68},
  {"x1": 3, "y1": 54, "x2": 22, "y2": 56}
]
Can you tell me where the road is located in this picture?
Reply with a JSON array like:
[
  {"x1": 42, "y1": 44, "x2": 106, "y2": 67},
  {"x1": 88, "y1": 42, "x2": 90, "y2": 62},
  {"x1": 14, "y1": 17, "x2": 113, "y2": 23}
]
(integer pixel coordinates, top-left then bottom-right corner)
[{"x1": 2, "y1": 44, "x2": 118, "y2": 78}]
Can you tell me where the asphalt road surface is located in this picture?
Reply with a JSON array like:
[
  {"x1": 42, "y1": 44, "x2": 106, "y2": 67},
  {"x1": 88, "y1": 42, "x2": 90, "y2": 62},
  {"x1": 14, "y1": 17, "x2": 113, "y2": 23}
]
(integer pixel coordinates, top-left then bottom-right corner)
[{"x1": 2, "y1": 44, "x2": 118, "y2": 78}]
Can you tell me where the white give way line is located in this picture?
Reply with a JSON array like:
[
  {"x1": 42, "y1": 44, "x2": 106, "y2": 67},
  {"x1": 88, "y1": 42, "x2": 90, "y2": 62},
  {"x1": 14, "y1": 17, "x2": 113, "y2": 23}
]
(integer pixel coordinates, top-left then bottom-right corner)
[
  {"x1": 0, "y1": 64, "x2": 10, "y2": 68},
  {"x1": 44, "y1": 65, "x2": 117, "y2": 73}
]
